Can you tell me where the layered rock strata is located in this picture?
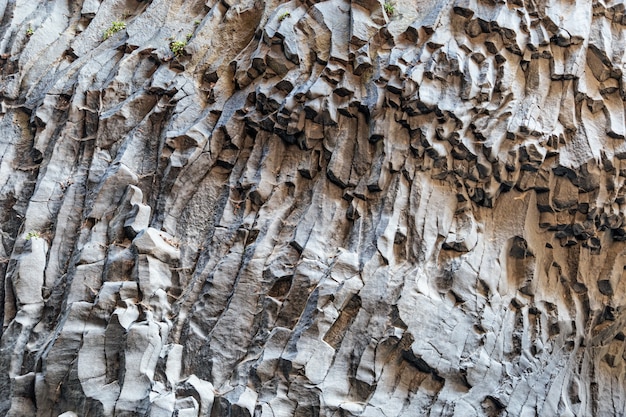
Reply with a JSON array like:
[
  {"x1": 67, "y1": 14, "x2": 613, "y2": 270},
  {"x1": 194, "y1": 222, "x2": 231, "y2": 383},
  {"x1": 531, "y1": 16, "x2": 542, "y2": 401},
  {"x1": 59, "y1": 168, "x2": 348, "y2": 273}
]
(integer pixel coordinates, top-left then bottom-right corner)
[{"x1": 2, "y1": 0, "x2": 626, "y2": 415}]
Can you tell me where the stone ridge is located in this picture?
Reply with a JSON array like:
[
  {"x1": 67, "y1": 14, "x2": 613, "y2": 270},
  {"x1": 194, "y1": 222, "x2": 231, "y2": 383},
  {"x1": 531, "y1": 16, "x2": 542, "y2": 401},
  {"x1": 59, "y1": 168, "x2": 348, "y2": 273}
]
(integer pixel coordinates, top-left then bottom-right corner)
[{"x1": 1, "y1": 0, "x2": 626, "y2": 416}]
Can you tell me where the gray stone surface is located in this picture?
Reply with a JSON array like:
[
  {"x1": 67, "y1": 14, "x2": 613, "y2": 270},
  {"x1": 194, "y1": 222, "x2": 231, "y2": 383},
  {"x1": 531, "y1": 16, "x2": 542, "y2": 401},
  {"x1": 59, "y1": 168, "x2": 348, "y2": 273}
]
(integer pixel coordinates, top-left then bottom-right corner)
[{"x1": 2, "y1": 0, "x2": 626, "y2": 416}]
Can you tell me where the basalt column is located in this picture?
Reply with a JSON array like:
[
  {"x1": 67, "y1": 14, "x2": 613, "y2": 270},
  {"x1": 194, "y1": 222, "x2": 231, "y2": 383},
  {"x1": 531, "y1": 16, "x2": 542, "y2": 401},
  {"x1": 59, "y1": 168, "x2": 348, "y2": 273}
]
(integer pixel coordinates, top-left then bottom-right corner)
[{"x1": 1, "y1": 0, "x2": 626, "y2": 416}]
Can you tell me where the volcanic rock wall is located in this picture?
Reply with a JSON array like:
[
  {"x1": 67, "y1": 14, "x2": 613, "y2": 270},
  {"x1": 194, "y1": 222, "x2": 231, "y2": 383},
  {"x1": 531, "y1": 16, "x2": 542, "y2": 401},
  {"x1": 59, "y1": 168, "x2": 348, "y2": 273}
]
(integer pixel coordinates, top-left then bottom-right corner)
[{"x1": 2, "y1": 0, "x2": 626, "y2": 415}]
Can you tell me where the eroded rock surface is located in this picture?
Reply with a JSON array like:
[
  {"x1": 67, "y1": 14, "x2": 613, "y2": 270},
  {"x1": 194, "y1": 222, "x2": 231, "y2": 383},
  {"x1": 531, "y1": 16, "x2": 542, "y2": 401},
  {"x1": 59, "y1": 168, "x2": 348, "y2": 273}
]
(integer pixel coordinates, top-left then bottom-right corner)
[{"x1": 2, "y1": 0, "x2": 626, "y2": 416}]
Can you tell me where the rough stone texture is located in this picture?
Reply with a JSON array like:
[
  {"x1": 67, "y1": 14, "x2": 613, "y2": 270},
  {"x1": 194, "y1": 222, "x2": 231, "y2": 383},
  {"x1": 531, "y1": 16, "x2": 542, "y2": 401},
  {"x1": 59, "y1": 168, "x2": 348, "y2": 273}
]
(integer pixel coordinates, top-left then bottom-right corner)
[{"x1": 2, "y1": 0, "x2": 626, "y2": 416}]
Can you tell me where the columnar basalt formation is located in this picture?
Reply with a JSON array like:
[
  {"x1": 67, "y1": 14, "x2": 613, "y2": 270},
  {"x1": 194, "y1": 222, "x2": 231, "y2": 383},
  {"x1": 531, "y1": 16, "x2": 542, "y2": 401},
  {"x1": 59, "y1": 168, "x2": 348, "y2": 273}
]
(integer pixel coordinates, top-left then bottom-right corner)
[{"x1": 1, "y1": 0, "x2": 626, "y2": 416}]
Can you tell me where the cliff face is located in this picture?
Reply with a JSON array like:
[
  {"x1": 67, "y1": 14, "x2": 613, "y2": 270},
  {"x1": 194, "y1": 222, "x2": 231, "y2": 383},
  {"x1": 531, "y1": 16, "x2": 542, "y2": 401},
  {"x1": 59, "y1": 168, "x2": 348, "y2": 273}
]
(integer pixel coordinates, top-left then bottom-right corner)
[{"x1": 1, "y1": 0, "x2": 626, "y2": 416}]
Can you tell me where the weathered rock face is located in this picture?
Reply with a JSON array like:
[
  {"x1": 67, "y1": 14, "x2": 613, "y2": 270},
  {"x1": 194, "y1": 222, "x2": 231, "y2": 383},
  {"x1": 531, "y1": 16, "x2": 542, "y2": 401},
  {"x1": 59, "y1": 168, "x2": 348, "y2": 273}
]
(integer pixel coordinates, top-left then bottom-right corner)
[{"x1": 2, "y1": 0, "x2": 626, "y2": 415}]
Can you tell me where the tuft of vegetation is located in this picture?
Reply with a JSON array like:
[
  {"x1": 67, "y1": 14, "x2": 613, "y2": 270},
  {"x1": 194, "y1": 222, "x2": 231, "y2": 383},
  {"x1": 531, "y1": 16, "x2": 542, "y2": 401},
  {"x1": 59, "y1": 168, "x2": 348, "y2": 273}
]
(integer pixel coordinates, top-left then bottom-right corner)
[
  {"x1": 25, "y1": 231, "x2": 41, "y2": 240},
  {"x1": 384, "y1": 1, "x2": 395, "y2": 16},
  {"x1": 194, "y1": 19, "x2": 201, "y2": 26},
  {"x1": 26, "y1": 25, "x2": 34, "y2": 37},
  {"x1": 278, "y1": 11, "x2": 291, "y2": 21},
  {"x1": 103, "y1": 21, "x2": 126, "y2": 40},
  {"x1": 186, "y1": 33, "x2": 193, "y2": 41},
  {"x1": 170, "y1": 39, "x2": 187, "y2": 57}
]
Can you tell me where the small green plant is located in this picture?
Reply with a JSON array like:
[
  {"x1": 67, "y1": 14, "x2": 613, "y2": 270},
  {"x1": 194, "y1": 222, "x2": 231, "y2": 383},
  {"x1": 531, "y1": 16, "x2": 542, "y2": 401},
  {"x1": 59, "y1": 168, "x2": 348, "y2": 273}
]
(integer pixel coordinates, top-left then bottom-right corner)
[
  {"x1": 25, "y1": 231, "x2": 41, "y2": 240},
  {"x1": 194, "y1": 19, "x2": 201, "y2": 26},
  {"x1": 278, "y1": 11, "x2": 290, "y2": 21},
  {"x1": 170, "y1": 39, "x2": 187, "y2": 57},
  {"x1": 26, "y1": 25, "x2": 34, "y2": 37},
  {"x1": 383, "y1": 1, "x2": 395, "y2": 15},
  {"x1": 103, "y1": 21, "x2": 126, "y2": 40},
  {"x1": 186, "y1": 33, "x2": 193, "y2": 41}
]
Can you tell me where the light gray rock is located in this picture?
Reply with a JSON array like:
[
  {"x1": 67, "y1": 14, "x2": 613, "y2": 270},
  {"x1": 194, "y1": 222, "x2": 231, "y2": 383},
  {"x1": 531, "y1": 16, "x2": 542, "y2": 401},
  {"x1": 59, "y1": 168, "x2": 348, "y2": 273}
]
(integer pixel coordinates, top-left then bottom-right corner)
[
  {"x1": 3, "y1": 0, "x2": 626, "y2": 416},
  {"x1": 133, "y1": 228, "x2": 180, "y2": 264}
]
